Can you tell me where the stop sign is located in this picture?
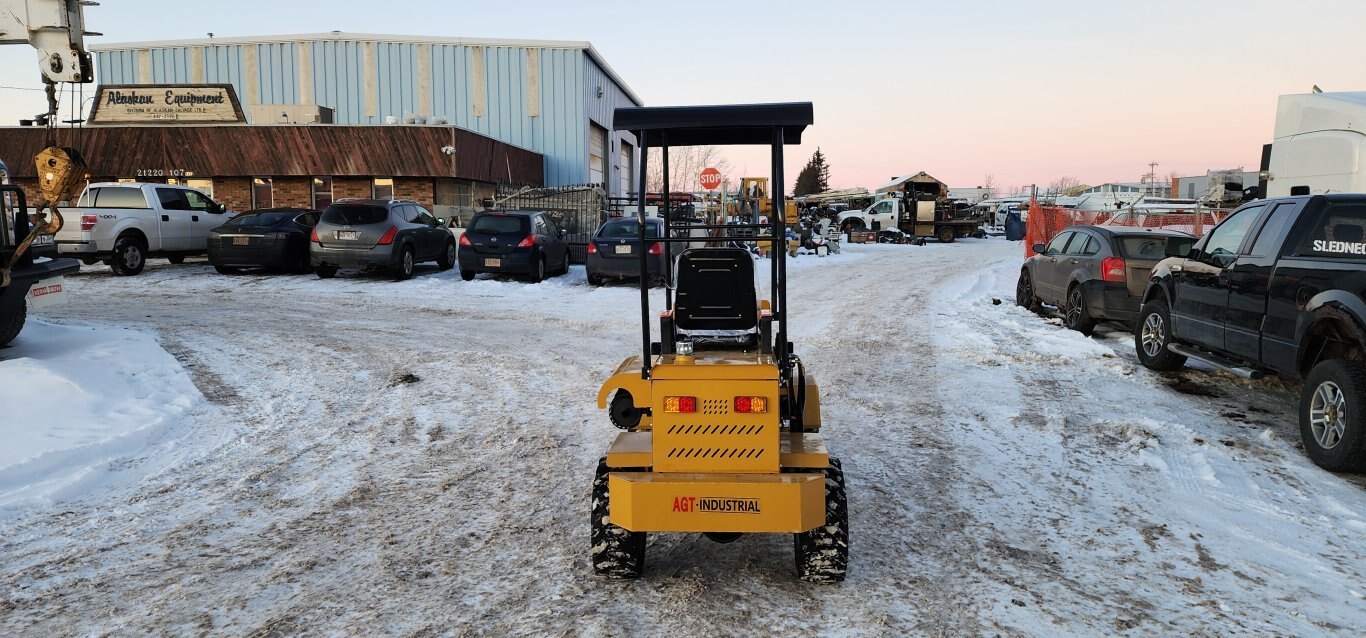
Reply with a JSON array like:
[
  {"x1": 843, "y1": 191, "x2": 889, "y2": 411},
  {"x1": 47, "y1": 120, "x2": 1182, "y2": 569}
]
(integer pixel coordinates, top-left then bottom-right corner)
[{"x1": 700, "y1": 167, "x2": 722, "y2": 190}]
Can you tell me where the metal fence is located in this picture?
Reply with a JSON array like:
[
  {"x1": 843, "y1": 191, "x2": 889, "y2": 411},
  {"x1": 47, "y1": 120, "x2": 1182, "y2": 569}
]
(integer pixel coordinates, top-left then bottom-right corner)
[{"x1": 489, "y1": 183, "x2": 608, "y2": 264}]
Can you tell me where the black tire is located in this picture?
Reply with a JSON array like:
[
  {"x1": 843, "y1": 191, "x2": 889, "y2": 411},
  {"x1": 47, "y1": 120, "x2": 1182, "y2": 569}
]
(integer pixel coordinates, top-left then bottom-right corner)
[
  {"x1": 0, "y1": 300, "x2": 26, "y2": 347},
  {"x1": 1299, "y1": 359, "x2": 1366, "y2": 472},
  {"x1": 840, "y1": 219, "x2": 864, "y2": 234},
  {"x1": 558, "y1": 250, "x2": 571, "y2": 276},
  {"x1": 1063, "y1": 284, "x2": 1097, "y2": 336},
  {"x1": 529, "y1": 256, "x2": 546, "y2": 283},
  {"x1": 213, "y1": 264, "x2": 240, "y2": 275},
  {"x1": 937, "y1": 226, "x2": 955, "y2": 243},
  {"x1": 315, "y1": 265, "x2": 338, "y2": 279},
  {"x1": 591, "y1": 458, "x2": 645, "y2": 578},
  {"x1": 166, "y1": 255, "x2": 185, "y2": 265},
  {"x1": 437, "y1": 241, "x2": 457, "y2": 271},
  {"x1": 1016, "y1": 269, "x2": 1042, "y2": 314},
  {"x1": 110, "y1": 236, "x2": 146, "y2": 276},
  {"x1": 795, "y1": 458, "x2": 848, "y2": 583},
  {"x1": 609, "y1": 390, "x2": 642, "y2": 430},
  {"x1": 393, "y1": 246, "x2": 415, "y2": 281},
  {"x1": 460, "y1": 269, "x2": 476, "y2": 281},
  {"x1": 1134, "y1": 297, "x2": 1187, "y2": 371},
  {"x1": 587, "y1": 272, "x2": 604, "y2": 286}
]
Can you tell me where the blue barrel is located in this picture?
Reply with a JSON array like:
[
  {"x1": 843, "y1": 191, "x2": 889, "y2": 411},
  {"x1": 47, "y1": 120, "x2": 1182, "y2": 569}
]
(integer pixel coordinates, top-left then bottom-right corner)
[{"x1": 1005, "y1": 211, "x2": 1026, "y2": 241}]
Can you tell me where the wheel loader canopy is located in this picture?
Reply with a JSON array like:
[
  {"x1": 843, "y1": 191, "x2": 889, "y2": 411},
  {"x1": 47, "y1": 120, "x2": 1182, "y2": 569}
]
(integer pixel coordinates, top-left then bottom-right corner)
[
  {"x1": 612, "y1": 103, "x2": 812, "y2": 146},
  {"x1": 674, "y1": 248, "x2": 757, "y2": 331}
]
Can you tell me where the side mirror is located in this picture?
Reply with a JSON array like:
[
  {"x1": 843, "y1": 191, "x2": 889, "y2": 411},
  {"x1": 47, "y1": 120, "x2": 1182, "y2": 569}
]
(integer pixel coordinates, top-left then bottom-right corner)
[
  {"x1": 1031, "y1": 243, "x2": 1045, "y2": 253},
  {"x1": 1164, "y1": 236, "x2": 1192, "y2": 258},
  {"x1": 436, "y1": 217, "x2": 447, "y2": 226}
]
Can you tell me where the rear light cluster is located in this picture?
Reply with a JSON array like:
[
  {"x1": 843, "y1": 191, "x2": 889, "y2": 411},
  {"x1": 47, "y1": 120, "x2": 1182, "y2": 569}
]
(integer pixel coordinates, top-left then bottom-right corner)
[
  {"x1": 1101, "y1": 256, "x2": 1127, "y2": 282},
  {"x1": 378, "y1": 226, "x2": 398, "y2": 245},
  {"x1": 517, "y1": 235, "x2": 537, "y2": 248},
  {"x1": 734, "y1": 396, "x2": 767, "y2": 413},
  {"x1": 458, "y1": 233, "x2": 471, "y2": 246},
  {"x1": 664, "y1": 396, "x2": 696, "y2": 413},
  {"x1": 587, "y1": 242, "x2": 597, "y2": 254},
  {"x1": 310, "y1": 227, "x2": 320, "y2": 243},
  {"x1": 80, "y1": 214, "x2": 97, "y2": 231},
  {"x1": 648, "y1": 242, "x2": 663, "y2": 255}
]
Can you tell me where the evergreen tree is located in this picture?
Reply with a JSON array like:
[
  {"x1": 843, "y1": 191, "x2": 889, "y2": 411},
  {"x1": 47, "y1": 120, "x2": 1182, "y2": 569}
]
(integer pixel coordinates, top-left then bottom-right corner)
[{"x1": 793, "y1": 147, "x2": 831, "y2": 196}]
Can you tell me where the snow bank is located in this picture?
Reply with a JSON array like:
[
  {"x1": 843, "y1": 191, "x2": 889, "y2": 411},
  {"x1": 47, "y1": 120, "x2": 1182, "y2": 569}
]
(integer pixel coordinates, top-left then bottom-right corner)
[{"x1": 0, "y1": 320, "x2": 201, "y2": 513}]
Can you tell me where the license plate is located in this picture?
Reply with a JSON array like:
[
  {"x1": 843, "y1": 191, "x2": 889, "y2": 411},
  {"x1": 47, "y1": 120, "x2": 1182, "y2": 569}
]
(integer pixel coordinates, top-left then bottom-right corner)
[
  {"x1": 232, "y1": 236, "x2": 250, "y2": 245},
  {"x1": 484, "y1": 258, "x2": 501, "y2": 267},
  {"x1": 25, "y1": 276, "x2": 68, "y2": 309},
  {"x1": 33, "y1": 234, "x2": 54, "y2": 246},
  {"x1": 337, "y1": 231, "x2": 359, "y2": 240},
  {"x1": 614, "y1": 244, "x2": 632, "y2": 254}
]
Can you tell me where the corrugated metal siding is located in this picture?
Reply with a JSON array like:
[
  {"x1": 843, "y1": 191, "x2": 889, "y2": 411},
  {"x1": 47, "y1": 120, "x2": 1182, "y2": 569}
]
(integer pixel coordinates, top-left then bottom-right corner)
[
  {"x1": 312, "y1": 41, "x2": 366, "y2": 123},
  {"x1": 256, "y1": 43, "x2": 298, "y2": 105},
  {"x1": 93, "y1": 38, "x2": 641, "y2": 187},
  {"x1": 584, "y1": 56, "x2": 640, "y2": 195}
]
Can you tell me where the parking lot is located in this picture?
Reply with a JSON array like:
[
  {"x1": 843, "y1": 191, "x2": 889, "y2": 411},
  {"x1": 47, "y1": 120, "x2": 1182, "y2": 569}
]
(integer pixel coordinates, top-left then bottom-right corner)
[{"x1": 2, "y1": 238, "x2": 1362, "y2": 636}]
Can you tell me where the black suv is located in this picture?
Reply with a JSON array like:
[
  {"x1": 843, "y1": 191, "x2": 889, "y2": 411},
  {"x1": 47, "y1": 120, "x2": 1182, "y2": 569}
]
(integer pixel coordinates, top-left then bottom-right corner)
[
  {"x1": 1136, "y1": 195, "x2": 1366, "y2": 472},
  {"x1": 458, "y1": 210, "x2": 571, "y2": 282}
]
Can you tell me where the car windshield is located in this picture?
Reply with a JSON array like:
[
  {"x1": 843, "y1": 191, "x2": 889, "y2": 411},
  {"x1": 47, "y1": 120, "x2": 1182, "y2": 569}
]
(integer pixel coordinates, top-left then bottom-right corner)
[
  {"x1": 226, "y1": 212, "x2": 292, "y2": 227},
  {"x1": 470, "y1": 214, "x2": 528, "y2": 234},
  {"x1": 321, "y1": 205, "x2": 388, "y2": 226},
  {"x1": 1119, "y1": 235, "x2": 1190, "y2": 259},
  {"x1": 599, "y1": 220, "x2": 661, "y2": 239}
]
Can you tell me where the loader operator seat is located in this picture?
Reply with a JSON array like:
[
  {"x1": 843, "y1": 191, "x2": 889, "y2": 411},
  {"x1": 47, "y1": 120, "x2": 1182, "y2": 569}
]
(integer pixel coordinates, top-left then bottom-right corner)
[{"x1": 674, "y1": 248, "x2": 758, "y2": 332}]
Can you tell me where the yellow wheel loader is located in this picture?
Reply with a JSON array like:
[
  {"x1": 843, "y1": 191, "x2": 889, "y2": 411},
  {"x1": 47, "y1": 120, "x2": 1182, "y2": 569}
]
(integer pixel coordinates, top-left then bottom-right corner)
[{"x1": 592, "y1": 103, "x2": 847, "y2": 582}]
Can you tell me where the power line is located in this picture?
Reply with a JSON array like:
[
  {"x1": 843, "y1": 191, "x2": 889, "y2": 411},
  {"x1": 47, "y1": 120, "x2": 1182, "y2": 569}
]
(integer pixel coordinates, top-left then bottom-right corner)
[{"x1": 0, "y1": 85, "x2": 45, "y2": 91}]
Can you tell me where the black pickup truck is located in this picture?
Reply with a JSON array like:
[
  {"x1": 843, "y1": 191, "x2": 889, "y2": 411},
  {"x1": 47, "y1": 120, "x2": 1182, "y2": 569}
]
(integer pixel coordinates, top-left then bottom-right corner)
[
  {"x1": 1, "y1": 185, "x2": 80, "y2": 346},
  {"x1": 1134, "y1": 194, "x2": 1366, "y2": 472}
]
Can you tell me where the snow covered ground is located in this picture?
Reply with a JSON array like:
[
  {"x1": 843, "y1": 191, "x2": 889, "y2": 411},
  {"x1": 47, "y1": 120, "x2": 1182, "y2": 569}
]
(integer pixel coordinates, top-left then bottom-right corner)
[{"x1": 2, "y1": 239, "x2": 1363, "y2": 636}]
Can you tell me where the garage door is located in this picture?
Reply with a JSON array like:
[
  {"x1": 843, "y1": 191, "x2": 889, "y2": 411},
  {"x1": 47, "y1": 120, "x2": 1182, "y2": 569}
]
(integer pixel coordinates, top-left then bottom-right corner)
[{"x1": 589, "y1": 123, "x2": 607, "y2": 184}]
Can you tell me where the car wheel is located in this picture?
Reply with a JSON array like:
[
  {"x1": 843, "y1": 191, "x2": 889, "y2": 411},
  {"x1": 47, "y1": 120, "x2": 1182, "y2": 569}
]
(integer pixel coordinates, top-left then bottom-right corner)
[
  {"x1": 213, "y1": 264, "x2": 240, "y2": 275},
  {"x1": 1299, "y1": 359, "x2": 1366, "y2": 472},
  {"x1": 937, "y1": 226, "x2": 955, "y2": 243},
  {"x1": 529, "y1": 256, "x2": 546, "y2": 283},
  {"x1": 587, "y1": 272, "x2": 604, "y2": 286},
  {"x1": 460, "y1": 269, "x2": 476, "y2": 281},
  {"x1": 1064, "y1": 284, "x2": 1097, "y2": 336},
  {"x1": 559, "y1": 250, "x2": 571, "y2": 276},
  {"x1": 1016, "y1": 269, "x2": 1042, "y2": 314},
  {"x1": 0, "y1": 300, "x2": 26, "y2": 347},
  {"x1": 110, "y1": 236, "x2": 146, "y2": 276},
  {"x1": 394, "y1": 246, "x2": 415, "y2": 281},
  {"x1": 437, "y1": 241, "x2": 456, "y2": 271},
  {"x1": 315, "y1": 265, "x2": 338, "y2": 279},
  {"x1": 166, "y1": 255, "x2": 185, "y2": 265},
  {"x1": 1134, "y1": 297, "x2": 1187, "y2": 371}
]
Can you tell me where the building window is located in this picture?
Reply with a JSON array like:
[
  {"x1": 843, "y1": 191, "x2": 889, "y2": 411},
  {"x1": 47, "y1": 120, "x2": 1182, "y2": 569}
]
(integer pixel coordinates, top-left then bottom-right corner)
[
  {"x1": 186, "y1": 178, "x2": 213, "y2": 199},
  {"x1": 253, "y1": 178, "x2": 273, "y2": 209},
  {"x1": 313, "y1": 177, "x2": 333, "y2": 209},
  {"x1": 373, "y1": 177, "x2": 394, "y2": 200}
]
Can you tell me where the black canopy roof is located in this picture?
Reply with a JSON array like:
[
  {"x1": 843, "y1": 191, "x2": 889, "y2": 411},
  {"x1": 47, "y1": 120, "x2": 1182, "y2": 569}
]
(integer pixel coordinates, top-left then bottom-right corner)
[{"x1": 612, "y1": 102, "x2": 813, "y2": 146}]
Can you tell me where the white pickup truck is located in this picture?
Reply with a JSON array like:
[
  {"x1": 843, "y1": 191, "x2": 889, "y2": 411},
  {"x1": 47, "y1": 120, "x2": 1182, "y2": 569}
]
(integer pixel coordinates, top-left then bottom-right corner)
[{"x1": 55, "y1": 182, "x2": 234, "y2": 275}]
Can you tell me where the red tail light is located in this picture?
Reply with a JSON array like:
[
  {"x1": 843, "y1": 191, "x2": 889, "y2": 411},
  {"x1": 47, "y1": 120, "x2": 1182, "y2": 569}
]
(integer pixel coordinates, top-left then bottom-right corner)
[
  {"x1": 517, "y1": 235, "x2": 537, "y2": 248},
  {"x1": 1101, "y1": 256, "x2": 1126, "y2": 282},
  {"x1": 310, "y1": 227, "x2": 319, "y2": 243},
  {"x1": 378, "y1": 226, "x2": 398, "y2": 245},
  {"x1": 459, "y1": 233, "x2": 471, "y2": 246},
  {"x1": 80, "y1": 214, "x2": 97, "y2": 231},
  {"x1": 587, "y1": 242, "x2": 597, "y2": 254},
  {"x1": 648, "y1": 242, "x2": 663, "y2": 255}
]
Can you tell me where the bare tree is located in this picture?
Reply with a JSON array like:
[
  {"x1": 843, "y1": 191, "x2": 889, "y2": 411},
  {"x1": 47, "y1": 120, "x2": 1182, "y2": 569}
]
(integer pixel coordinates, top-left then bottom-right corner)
[
  {"x1": 646, "y1": 146, "x2": 733, "y2": 193},
  {"x1": 1047, "y1": 176, "x2": 1082, "y2": 196},
  {"x1": 981, "y1": 173, "x2": 997, "y2": 198}
]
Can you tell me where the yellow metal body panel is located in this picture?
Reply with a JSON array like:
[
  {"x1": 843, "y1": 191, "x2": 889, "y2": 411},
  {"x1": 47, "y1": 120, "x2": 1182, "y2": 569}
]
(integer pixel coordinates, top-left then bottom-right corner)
[
  {"x1": 650, "y1": 353, "x2": 778, "y2": 380},
  {"x1": 607, "y1": 432, "x2": 829, "y2": 469},
  {"x1": 609, "y1": 472, "x2": 825, "y2": 533},
  {"x1": 652, "y1": 378, "x2": 779, "y2": 473},
  {"x1": 606, "y1": 431, "x2": 653, "y2": 468},
  {"x1": 780, "y1": 433, "x2": 829, "y2": 468},
  {"x1": 802, "y1": 373, "x2": 822, "y2": 431}
]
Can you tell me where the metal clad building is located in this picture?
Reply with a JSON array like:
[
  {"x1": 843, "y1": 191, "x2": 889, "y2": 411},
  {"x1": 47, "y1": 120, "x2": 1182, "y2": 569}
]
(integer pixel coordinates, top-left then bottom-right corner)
[{"x1": 91, "y1": 33, "x2": 643, "y2": 192}]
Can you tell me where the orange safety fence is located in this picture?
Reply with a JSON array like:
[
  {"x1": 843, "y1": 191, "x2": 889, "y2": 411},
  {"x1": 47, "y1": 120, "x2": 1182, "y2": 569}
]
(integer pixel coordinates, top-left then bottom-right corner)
[{"x1": 1024, "y1": 199, "x2": 1229, "y2": 257}]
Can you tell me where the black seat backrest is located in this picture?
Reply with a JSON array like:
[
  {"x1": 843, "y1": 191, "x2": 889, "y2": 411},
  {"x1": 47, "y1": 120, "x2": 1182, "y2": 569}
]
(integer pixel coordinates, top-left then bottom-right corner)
[{"x1": 674, "y1": 248, "x2": 758, "y2": 331}]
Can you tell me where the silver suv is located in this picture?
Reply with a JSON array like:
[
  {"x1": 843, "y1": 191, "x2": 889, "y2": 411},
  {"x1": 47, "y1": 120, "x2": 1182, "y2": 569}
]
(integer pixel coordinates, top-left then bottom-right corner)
[{"x1": 310, "y1": 199, "x2": 456, "y2": 280}]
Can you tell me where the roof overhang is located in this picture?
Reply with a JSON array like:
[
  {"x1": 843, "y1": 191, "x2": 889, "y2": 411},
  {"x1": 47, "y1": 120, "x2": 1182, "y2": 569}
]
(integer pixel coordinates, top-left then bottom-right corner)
[{"x1": 612, "y1": 103, "x2": 813, "y2": 147}]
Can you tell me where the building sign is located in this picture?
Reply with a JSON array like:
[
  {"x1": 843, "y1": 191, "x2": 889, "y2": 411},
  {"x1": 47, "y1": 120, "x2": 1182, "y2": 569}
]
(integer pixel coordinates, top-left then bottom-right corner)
[{"x1": 89, "y1": 84, "x2": 246, "y2": 125}]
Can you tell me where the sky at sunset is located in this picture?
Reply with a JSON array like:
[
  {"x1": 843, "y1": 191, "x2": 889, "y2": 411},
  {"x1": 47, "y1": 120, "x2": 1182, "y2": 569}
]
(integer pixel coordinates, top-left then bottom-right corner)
[{"x1": 1, "y1": 0, "x2": 1362, "y2": 192}]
